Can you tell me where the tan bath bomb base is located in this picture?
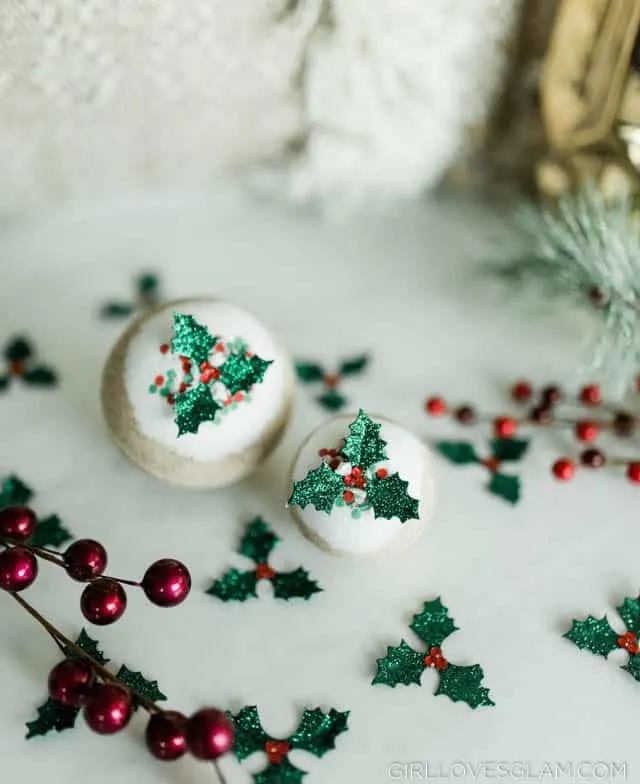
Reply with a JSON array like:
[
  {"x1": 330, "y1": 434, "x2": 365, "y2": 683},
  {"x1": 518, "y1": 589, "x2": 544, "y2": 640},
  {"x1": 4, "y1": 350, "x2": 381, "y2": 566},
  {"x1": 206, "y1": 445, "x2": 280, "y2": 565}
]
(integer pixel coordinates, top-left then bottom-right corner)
[
  {"x1": 288, "y1": 411, "x2": 435, "y2": 556},
  {"x1": 102, "y1": 298, "x2": 294, "y2": 488}
]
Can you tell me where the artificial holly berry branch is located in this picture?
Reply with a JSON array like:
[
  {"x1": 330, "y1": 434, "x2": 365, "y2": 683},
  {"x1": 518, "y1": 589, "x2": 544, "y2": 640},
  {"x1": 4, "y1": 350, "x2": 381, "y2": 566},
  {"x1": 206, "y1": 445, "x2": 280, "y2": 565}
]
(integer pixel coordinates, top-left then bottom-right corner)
[
  {"x1": 206, "y1": 517, "x2": 322, "y2": 602},
  {"x1": 372, "y1": 598, "x2": 494, "y2": 709},
  {"x1": 0, "y1": 474, "x2": 73, "y2": 547},
  {"x1": 289, "y1": 410, "x2": 420, "y2": 521},
  {"x1": 0, "y1": 503, "x2": 235, "y2": 779},
  {"x1": 149, "y1": 312, "x2": 272, "y2": 435},
  {"x1": 296, "y1": 354, "x2": 369, "y2": 410}
]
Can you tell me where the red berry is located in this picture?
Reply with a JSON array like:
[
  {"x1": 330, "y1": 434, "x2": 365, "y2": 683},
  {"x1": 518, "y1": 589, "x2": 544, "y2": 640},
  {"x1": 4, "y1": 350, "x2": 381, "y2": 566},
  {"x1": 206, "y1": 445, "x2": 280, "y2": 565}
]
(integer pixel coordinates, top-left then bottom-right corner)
[
  {"x1": 552, "y1": 458, "x2": 575, "y2": 481},
  {"x1": 575, "y1": 420, "x2": 599, "y2": 443},
  {"x1": 160, "y1": 344, "x2": 170, "y2": 354},
  {"x1": 142, "y1": 559, "x2": 191, "y2": 607},
  {"x1": 425, "y1": 397, "x2": 447, "y2": 416},
  {"x1": 265, "y1": 740, "x2": 290, "y2": 765},
  {"x1": 80, "y1": 578, "x2": 127, "y2": 625},
  {"x1": 580, "y1": 448, "x2": 605, "y2": 468},
  {"x1": 323, "y1": 373, "x2": 340, "y2": 389},
  {"x1": 329, "y1": 458, "x2": 340, "y2": 470},
  {"x1": 48, "y1": 659, "x2": 95, "y2": 707},
  {"x1": 342, "y1": 490, "x2": 355, "y2": 504},
  {"x1": 579, "y1": 384, "x2": 601, "y2": 406},
  {"x1": 0, "y1": 505, "x2": 37, "y2": 540},
  {"x1": 0, "y1": 547, "x2": 38, "y2": 592},
  {"x1": 454, "y1": 405, "x2": 475, "y2": 425},
  {"x1": 186, "y1": 708, "x2": 235, "y2": 760},
  {"x1": 83, "y1": 684, "x2": 133, "y2": 734},
  {"x1": 627, "y1": 462, "x2": 640, "y2": 483},
  {"x1": 541, "y1": 385, "x2": 562, "y2": 405},
  {"x1": 64, "y1": 539, "x2": 108, "y2": 582},
  {"x1": 255, "y1": 563, "x2": 276, "y2": 581},
  {"x1": 154, "y1": 375, "x2": 164, "y2": 387},
  {"x1": 146, "y1": 711, "x2": 188, "y2": 761},
  {"x1": 511, "y1": 381, "x2": 532, "y2": 403},
  {"x1": 494, "y1": 416, "x2": 517, "y2": 438},
  {"x1": 318, "y1": 448, "x2": 329, "y2": 457},
  {"x1": 376, "y1": 468, "x2": 388, "y2": 479}
]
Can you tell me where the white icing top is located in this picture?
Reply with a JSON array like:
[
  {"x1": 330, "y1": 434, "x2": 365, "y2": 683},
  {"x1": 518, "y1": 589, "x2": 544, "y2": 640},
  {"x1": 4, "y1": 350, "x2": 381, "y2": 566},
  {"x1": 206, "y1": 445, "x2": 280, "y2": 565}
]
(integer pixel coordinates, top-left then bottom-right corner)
[
  {"x1": 291, "y1": 414, "x2": 431, "y2": 555},
  {"x1": 124, "y1": 300, "x2": 288, "y2": 461}
]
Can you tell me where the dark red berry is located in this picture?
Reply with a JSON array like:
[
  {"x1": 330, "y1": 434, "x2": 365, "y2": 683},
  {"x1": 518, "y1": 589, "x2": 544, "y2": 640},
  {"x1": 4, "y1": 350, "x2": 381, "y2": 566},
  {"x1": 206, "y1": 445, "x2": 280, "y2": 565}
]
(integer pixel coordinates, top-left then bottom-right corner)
[
  {"x1": 494, "y1": 416, "x2": 517, "y2": 438},
  {"x1": 0, "y1": 505, "x2": 37, "y2": 540},
  {"x1": 552, "y1": 458, "x2": 575, "y2": 481},
  {"x1": 541, "y1": 385, "x2": 562, "y2": 406},
  {"x1": 0, "y1": 547, "x2": 38, "y2": 592},
  {"x1": 64, "y1": 539, "x2": 108, "y2": 582},
  {"x1": 142, "y1": 559, "x2": 191, "y2": 607},
  {"x1": 580, "y1": 448, "x2": 605, "y2": 468},
  {"x1": 83, "y1": 684, "x2": 133, "y2": 734},
  {"x1": 575, "y1": 420, "x2": 599, "y2": 443},
  {"x1": 425, "y1": 397, "x2": 447, "y2": 416},
  {"x1": 579, "y1": 384, "x2": 601, "y2": 406},
  {"x1": 511, "y1": 381, "x2": 532, "y2": 403},
  {"x1": 80, "y1": 578, "x2": 127, "y2": 625},
  {"x1": 530, "y1": 406, "x2": 553, "y2": 425},
  {"x1": 48, "y1": 659, "x2": 95, "y2": 707},
  {"x1": 454, "y1": 405, "x2": 475, "y2": 425},
  {"x1": 146, "y1": 711, "x2": 188, "y2": 761},
  {"x1": 186, "y1": 708, "x2": 235, "y2": 760}
]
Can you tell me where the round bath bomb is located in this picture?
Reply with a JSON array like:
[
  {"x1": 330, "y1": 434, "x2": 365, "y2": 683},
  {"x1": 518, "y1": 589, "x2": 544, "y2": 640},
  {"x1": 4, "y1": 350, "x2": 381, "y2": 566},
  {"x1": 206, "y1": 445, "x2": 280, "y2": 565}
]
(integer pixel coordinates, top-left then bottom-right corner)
[
  {"x1": 102, "y1": 298, "x2": 294, "y2": 488},
  {"x1": 288, "y1": 410, "x2": 435, "y2": 556}
]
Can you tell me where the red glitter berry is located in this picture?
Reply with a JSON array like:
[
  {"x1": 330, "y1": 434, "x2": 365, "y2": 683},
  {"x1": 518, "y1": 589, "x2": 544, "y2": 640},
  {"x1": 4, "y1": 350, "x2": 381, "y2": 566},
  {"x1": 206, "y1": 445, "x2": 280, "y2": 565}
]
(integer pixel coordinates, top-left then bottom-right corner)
[
  {"x1": 627, "y1": 462, "x2": 640, "y2": 483},
  {"x1": 575, "y1": 420, "x2": 599, "y2": 443},
  {"x1": 617, "y1": 631, "x2": 640, "y2": 654},
  {"x1": 511, "y1": 381, "x2": 532, "y2": 403},
  {"x1": 255, "y1": 563, "x2": 276, "y2": 580},
  {"x1": 425, "y1": 397, "x2": 447, "y2": 416},
  {"x1": 265, "y1": 740, "x2": 290, "y2": 765},
  {"x1": 494, "y1": 416, "x2": 517, "y2": 438},
  {"x1": 342, "y1": 490, "x2": 355, "y2": 504},
  {"x1": 376, "y1": 468, "x2": 388, "y2": 479},
  {"x1": 579, "y1": 384, "x2": 601, "y2": 406},
  {"x1": 552, "y1": 458, "x2": 575, "y2": 481}
]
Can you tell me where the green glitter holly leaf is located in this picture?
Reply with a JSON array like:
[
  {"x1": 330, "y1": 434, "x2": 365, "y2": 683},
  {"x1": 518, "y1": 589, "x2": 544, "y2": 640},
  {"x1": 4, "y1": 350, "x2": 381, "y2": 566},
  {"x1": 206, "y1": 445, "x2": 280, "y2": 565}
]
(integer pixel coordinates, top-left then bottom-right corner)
[
  {"x1": 239, "y1": 517, "x2": 280, "y2": 564},
  {"x1": 174, "y1": 383, "x2": 221, "y2": 435},
  {"x1": 621, "y1": 654, "x2": 640, "y2": 682},
  {"x1": 0, "y1": 374, "x2": 9, "y2": 391},
  {"x1": 487, "y1": 473, "x2": 521, "y2": 505},
  {"x1": 491, "y1": 438, "x2": 529, "y2": 462},
  {"x1": 25, "y1": 699, "x2": 79, "y2": 739},
  {"x1": 339, "y1": 355, "x2": 369, "y2": 377},
  {"x1": 101, "y1": 301, "x2": 134, "y2": 318},
  {"x1": 436, "y1": 442, "x2": 479, "y2": 465},
  {"x1": 171, "y1": 313, "x2": 217, "y2": 365},
  {"x1": 409, "y1": 598, "x2": 458, "y2": 649},
  {"x1": 116, "y1": 665, "x2": 167, "y2": 705},
  {"x1": 435, "y1": 664, "x2": 495, "y2": 708},
  {"x1": 367, "y1": 473, "x2": 419, "y2": 522},
  {"x1": 30, "y1": 515, "x2": 72, "y2": 548},
  {"x1": 289, "y1": 462, "x2": 345, "y2": 514},
  {"x1": 255, "y1": 758, "x2": 306, "y2": 784},
  {"x1": 23, "y1": 366, "x2": 58, "y2": 386},
  {"x1": 0, "y1": 474, "x2": 33, "y2": 508},
  {"x1": 70, "y1": 629, "x2": 111, "y2": 665},
  {"x1": 371, "y1": 640, "x2": 425, "y2": 687},
  {"x1": 317, "y1": 389, "x2": 347, "y2": 411},
  {"x1": 296, "y1": 362, "x2": 325, "y2": 383},
  {"x1": 206, "y1": 568, "x2": 259, "y2": 602},
  {"x1": 272, "y1": 568, "x2": 322, "y2": 601},
  {"x1": 289, "y1": 708, "x2": 349, "y2": 757},
  {"x1": 341, "y1": 410, "x2": 387, "y2": 469},
  {"x1": 228, "y1": 706, "x2": 270, "y2": 761},
  {"x1": 617, "y1": 596, "x2": 640, "y2": 635},
  {"x1": 5, "y1": 337, "x2": 32, "y2": 361},
  {"x1": 220, "y1": 353, "x2": 272, "y2": 395},
  {"x1": 564, "y1": 615, "x2": 619, "y2": 657}
]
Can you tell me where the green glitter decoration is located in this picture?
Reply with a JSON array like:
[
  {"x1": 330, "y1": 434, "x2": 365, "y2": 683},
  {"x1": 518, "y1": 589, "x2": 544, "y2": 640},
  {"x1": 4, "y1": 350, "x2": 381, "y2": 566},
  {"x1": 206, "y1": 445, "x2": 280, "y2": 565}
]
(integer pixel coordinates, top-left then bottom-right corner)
[
  {"x1": 171, "y1": 312, "x2": 217, "y2": 365},
  {"x1": 115, "y1": 665, "x2": 167, "y2": 707},
  {"x1": 436, "y1": 438, "x2": 529, "y2": 505},
  {"x1": 0, "y1": 336, "x2": 58, "y2": 393},
  {"x1": 565, "y1": 594, "x2": 640, "y2": 682},
  {"x1": 206, "y1": 517, "x2": 322, "y2": 603},
  {"x1": 288, "y1": 410, "x2": 419, "y2": 521},
  {"x1": 230, "y1": 705, "x2": 349, "y2": 784},
  {"x1": 100, "y1": 271, "x2": 162, "y2": 318},
  {"x1": 174, "y1": 383, "x2": 221, "y2": 435},
  {"x1": 372, "y1": 598, "x2": 495, "y2": 709},
  {"x1": 220, "y1": 353, "x2": 272, "y2": 395},
  {"x1": 295, "y1": 355, "x2": 369, "y2": 411},
  {"x1": 0, "y1": 474, "x2": 73, "y2": 547},
  {"x1": 0, "y1": 474, "x2": 33, "y2": 508}
]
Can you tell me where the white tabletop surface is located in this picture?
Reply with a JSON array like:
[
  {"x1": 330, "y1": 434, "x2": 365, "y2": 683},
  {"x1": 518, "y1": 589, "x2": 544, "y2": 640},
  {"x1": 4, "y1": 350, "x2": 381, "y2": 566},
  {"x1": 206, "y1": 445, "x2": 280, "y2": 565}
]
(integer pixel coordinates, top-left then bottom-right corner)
[{"x1": 0, "y1": 185, "x2": 636, "y2": 784}]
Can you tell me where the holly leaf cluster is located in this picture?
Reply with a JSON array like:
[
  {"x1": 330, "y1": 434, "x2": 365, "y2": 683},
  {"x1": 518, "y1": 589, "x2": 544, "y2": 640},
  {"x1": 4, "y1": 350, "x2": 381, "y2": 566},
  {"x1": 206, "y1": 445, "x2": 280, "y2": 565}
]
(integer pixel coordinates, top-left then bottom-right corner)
[
  {"x1": 295, "y1": 354, "x2": 369, "y2": 411},
  {"x1": 372, "y1": 598, "x2": 495, "y2": 709},
  {"x1": 100, "y1": 272, "x2": 162, "y2": 318},
  {"x1": 0, "y1": 337, "x2": 58, "y2": 392},
  {"x1": 206, "y1": 517, "x2": 322, "y2": 603},
  {"x1": 289, "y1": 410, "x2": 420, "y2": 522},
  {"x1": 564, "y1": 594, "x2": 640, "y2": 682},
  {"x1": 0, "y1": 474, "x2": 73, "y2": 548},
  {"x1": 231, "y1": 705, "x2": 349, "y2": 783},
  {"x1": 436, "y1": 438, "x2": 530, "y2": 505}
]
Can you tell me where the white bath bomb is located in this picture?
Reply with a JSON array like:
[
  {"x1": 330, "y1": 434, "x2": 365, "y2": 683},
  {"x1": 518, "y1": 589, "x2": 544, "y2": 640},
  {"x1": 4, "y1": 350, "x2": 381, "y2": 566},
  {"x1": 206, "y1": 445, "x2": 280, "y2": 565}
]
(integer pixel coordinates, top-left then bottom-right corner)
[
  {"x1": 102, "y1": 298, "x2": 294, "y2": 488},
  {"x1": 288, "y1": 411, "x2": 435, "y2": 556}
]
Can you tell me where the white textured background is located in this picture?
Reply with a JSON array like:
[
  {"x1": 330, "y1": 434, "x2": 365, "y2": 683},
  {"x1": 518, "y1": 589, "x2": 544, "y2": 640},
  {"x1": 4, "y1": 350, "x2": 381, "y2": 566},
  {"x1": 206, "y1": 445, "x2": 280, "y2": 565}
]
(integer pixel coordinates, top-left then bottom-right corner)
[{"x1": 0, "y1": 186, "x2": 637, "y2": 783}]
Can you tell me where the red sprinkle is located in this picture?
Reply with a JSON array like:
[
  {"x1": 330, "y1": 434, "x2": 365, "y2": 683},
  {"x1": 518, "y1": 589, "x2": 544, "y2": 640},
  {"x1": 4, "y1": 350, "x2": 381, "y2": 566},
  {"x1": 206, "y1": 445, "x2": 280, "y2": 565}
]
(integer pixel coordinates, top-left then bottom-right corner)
[
  {"x1": 376, "y1": 468, "x2": 388, "y2": 479},
  {"x1": 265, "y1": 740, "x2": 290, "y2": 765},
  {"x1": 160, "y1": 344, "x2": 170, "y2": 354},
  {"x1": 154, "y1": 375, "x2": 164, "y2": 387},
  {"x1": 342, "y1": 490, "x2": 355, "y2": 504},
  {"x1": 617, "y1": 631, "x2": 640, "y2": 654}
]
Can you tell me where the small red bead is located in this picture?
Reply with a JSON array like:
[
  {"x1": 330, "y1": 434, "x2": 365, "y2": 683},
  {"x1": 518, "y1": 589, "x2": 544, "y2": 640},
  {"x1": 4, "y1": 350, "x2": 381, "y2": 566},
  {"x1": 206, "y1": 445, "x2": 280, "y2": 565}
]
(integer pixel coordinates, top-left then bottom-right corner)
[
  {"x1": 575, "y1": 420, "x2": 599, "y2": 443},
  {"x1": 83, "y1": 684, "x2": 133, "y2": 735},
  {"x1": 48, "y1": 659, "x2": 95, "y2": 707},
  {"x1": 0, "y1": 547, "x2": 38, "y2": 592},
  {"x1": 494, "y1": 416, "x2": 517, "y2": 438},
  {"x1": 318, "y1": 448, "x2": 329, "y2": 457},
  {"x1": 80, "y1": 578, "x2": 127, "y2": 625},
  {"x1": 233, "y1": 392, "x2": 244, "y2": 402},
  {"x1": 376, "y1": 468, "x2": 388, "y2": 479},
  {"x1": 425, "y1": 397, "x2": 447, "y2": 416},
  {"x1": 142, "y1": 559, "x2": 191, "y2": 607},
  {"x1": 154, "y1": 375, "x2": 164, "y2": 387},
  {"x1": 146, "y1": 711, "x2": 188, "y2": 761},
  {"x1": 481, "y1": 457, "x2": 501, "y2": 473},
  {"x1": 343, "y1": 475, "x2": 353, "y2": 486},
  {"x1": 186, "y1": 708, "x2": 235, "y2": 760},
  {"x1": 579, "y1": 384, "x2": 601, "y2": 406},
  {"x1": 511, "y1": 381, "x2": 532, "y2": 403},
  {"x1": 329, "y1": 458, "x2": 340, "y2": 470},
  {"x1": 580, "y1": 448, "x2": 605, "y2": 468},
  {"x1": 167, "y1": 394, "x2": 175, "y2": 405},
  {"x1": 541, "y1": 385, "x2": 562, "y2": 406},
  {"x1": 0, "y1": 505, "x2": 37, "y2": 540},
  {"x1": 552, "y1": 458, "x2": 575, "y2": 481},
  {"x1": 160, "y1": 344, "x2": 170, "y2": 354},
  {"x1": 179, "y1": 383, "x2": 188, "y2": 394},
  {"x1": 255, "y1": 563, "x2": 276, "y2": 580},
  {"x1": 343, "y1": 490, "x2": 355, "y2": 504},
  {"x1": 617, "y1": 631, "x2": 640, "y2": 654},
  {"x1": 64, "y1": 539, "x2": 108, "y2": 582},
  {"x1": 265, "y1": 740, "x2": 290, "y2": 765},
  {"x1": 627, "y1": 462, "x2": 640, "y2": 483},
  {"x1": 214, "y1": 343, "x2": 225, "y2": 353},
  {"x1": 454, "y1": 405, "x2": 475, "y2": 425}
]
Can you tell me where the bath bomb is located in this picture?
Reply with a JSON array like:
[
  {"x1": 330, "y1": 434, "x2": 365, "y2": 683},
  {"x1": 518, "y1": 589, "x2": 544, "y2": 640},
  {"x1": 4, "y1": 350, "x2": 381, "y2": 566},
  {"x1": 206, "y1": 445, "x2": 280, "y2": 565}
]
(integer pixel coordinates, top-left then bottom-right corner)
[
  {"x1": 101, "y1": 298, "x2": 294, "y2": 488},
  {"x1": 288, "y1": 410, "x2": 435, "y2": 556}
]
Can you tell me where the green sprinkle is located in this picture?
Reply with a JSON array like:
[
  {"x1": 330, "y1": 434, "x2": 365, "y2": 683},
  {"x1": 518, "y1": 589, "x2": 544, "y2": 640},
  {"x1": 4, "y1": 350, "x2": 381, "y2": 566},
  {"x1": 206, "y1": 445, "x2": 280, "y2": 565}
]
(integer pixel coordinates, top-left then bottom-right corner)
[{"x1": 148, "y1": 385, "x2": 157, "y2": 393}]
